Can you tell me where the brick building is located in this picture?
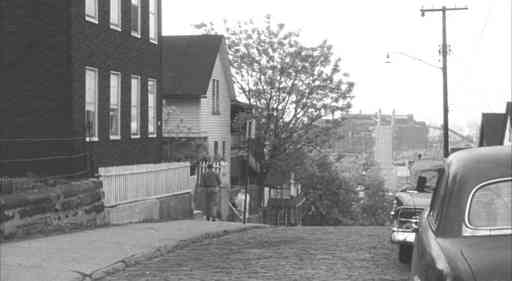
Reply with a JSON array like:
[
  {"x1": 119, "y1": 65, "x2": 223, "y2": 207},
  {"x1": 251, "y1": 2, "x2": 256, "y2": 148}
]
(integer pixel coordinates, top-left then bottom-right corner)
[{"x1": 1, "y1": 0, "x2": 162, "y2": 176}]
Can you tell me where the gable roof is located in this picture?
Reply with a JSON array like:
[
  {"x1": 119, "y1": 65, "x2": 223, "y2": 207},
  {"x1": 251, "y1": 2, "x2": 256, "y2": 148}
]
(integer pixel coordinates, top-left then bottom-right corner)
[
  {"x1": 478, "y1": 112, "x2": 506, "y2": 146},
  {"x1": 161, "y1": 35, "x2": 224, "y2": 98}
]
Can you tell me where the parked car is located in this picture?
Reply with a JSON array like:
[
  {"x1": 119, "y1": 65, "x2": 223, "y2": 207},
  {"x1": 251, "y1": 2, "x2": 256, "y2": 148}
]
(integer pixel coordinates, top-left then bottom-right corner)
[
  {"x1": 390, "y1": 159, "x2": 444, "y2": 263},
  {"x1": 410, "y1": 145, "x2": 512, "y2": 281}
]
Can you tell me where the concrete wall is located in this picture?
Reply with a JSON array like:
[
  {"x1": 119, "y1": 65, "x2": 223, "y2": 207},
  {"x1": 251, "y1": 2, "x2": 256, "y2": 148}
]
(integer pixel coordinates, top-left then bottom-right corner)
[
  {"x1": 105, "y1": 192, "x2": 193, "y2": 224},
  {"x1": 0, "y1": 179, "x2": 106, "y2": 240},
  {"x1": 374, "y1": 125, "x2": 395, "y2": 190}
]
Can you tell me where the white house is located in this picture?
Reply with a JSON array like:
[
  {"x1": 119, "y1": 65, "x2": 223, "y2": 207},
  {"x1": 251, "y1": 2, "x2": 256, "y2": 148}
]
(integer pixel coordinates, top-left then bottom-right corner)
[{"x1": 161, "y1": 35, "x2": 235, "y2": 186}]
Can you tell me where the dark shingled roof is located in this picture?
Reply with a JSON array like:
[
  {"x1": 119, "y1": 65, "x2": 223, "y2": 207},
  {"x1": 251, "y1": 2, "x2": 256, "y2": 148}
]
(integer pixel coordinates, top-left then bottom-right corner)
[
  {"x1": 161, "y1": 35, "x2": 224, "y2": 98},
  {"x1": 478, "y1": 113, "x2": 506, "y2": 146}
]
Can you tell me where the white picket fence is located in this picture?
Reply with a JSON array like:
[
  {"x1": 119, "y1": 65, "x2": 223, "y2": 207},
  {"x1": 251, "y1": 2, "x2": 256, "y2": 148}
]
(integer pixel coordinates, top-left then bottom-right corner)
[
  {"x1": 196, "y1": 161, "x2": 230, "y2": 187},
  {"x1": 99, "y1": 162, "x2": 196, "y2": 207}
]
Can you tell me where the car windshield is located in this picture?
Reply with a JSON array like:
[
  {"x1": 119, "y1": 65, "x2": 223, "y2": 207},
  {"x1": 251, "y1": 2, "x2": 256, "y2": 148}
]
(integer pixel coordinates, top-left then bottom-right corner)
[
  {"x1": 468, "y1": 180, "x2": 512, "y2": 228},
  {"x1": 415, "y1": 170, "x2": 439, "y2": 193}
]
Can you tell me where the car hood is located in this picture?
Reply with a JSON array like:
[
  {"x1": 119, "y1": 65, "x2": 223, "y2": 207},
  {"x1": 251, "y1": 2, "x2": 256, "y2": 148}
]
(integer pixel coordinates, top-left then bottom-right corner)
[
  {"x1": 395, "y1": 191, "x2": 432, "y2": 209},
  {"x1": 439, "y1": 236, "x2": 512, "y2": 281}
]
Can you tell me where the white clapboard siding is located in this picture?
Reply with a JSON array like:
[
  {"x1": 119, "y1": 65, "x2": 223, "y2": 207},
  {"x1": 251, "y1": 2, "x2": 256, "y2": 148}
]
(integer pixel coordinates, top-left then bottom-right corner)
[
  {"x1": 99, "y1": 162, "x2": 196, "y2": 206},
  {"x1": 162, "y1": 99, "x2": 205, "y2": 137},
  {"x1": 199, "y1": 53, "x2": 231, "y2": 185}
]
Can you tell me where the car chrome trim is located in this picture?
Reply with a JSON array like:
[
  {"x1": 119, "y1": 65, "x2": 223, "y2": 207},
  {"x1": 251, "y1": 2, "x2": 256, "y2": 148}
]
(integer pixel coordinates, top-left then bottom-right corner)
[
  {"x1": 463, "y1": 177, "x2": 512, "y2": 236},
  {"x1": 391, "y1": 231, "x2": 416, "y2": 244}
]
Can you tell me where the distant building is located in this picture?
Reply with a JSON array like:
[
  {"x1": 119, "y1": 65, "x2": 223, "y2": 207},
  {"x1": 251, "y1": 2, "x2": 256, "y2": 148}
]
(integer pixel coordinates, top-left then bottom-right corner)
[
  {"x1": 334, "y1": 114, "x2": 376, "y2": 155},
  {"x1": 478, "y1": 101, "x2": 512, "y2": 147},
  {"x1": 373, "y1": 110, "x2": 429, "y2": 191},
  {"x1": 478, "y1": 113, "x2": 507, "y2": 147}
]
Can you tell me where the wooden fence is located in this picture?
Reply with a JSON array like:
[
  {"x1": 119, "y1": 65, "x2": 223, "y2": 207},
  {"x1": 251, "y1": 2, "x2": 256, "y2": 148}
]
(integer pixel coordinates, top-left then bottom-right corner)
[{"x1": 99, "y1": 162, "x2": 196, "y2": 206}]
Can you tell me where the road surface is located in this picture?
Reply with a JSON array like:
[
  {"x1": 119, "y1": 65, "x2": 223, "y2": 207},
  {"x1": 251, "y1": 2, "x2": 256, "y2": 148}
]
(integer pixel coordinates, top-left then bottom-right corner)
[{"x1": 106, "y1": 226, "x2": 409, "y2": 281}]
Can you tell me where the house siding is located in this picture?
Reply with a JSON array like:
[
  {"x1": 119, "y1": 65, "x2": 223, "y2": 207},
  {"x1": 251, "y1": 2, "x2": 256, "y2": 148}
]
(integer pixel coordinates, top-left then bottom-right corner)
[
  {"x1": 1, "y1": 0, "x2": 163, "y2": 176},
  {"x1": 1, "y1": 0, "x2": 74, "y2": 176},
  {"x1": 200, "y1": 53, "x2": 231, "y2": 185},
  {"x1": 69, "y1": 0, "x2": 162, "y2": 167},
  {"x1": 162, "y1": 99, "x2": 202, "y2": 137},
  {"x1": 2, "y1": 0, "x2": 72, "y2": 139}
]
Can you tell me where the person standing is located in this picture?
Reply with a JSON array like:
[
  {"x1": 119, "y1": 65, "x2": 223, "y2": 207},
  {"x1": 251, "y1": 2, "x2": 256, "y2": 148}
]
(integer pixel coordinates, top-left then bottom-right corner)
[{"x1": 200, "y1": 163, "x2": 221, "y2": 221}]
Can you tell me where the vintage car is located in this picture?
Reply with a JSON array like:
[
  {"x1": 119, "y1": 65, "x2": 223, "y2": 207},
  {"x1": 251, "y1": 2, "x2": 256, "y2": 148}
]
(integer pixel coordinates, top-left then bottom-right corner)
[
  {"x1": 410, "y1": 145, "x2": 512, "y2": 281},
  {"x1": 391, "y1": 159, "x2": 444, "y2": 263}
]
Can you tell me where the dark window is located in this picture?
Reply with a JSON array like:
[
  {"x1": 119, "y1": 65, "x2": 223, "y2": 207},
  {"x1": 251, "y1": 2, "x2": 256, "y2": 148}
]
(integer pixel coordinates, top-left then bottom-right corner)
[
  {"x1": 212, "y1": 79, "x2": 220, "y2": 114},
  {"x1": 429, "y1": 168, "x2": 448, "y2": 231},
  {"x1": 214, "y1": 141, "x2": 219, "y2": 157},
  {"x1": 222, "y1": 141, "x2": 226, "y2": 159}
]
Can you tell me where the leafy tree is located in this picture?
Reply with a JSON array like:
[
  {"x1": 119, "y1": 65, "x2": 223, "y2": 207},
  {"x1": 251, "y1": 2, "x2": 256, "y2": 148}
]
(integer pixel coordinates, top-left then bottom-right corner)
[
  {"x1": 195, "y1": 15, "x2": 354, "y2": 172},
  {"x1": 354, "y1": 167, "x2": 392, "y2": 225},
  {"x1": 300, "y1": 152, "x2": 391, "y2": 226},
  {"x1": 298, "y1": 153, "x2": 356, "y2": 225}
]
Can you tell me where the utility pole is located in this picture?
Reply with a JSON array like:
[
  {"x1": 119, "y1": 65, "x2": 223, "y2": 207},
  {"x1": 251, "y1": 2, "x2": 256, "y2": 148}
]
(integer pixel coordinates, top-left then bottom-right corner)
[
  {"x1": 243, "y1": 119, "x2": 255, "y2": 224},
  {"x1": 421, "y1": 6, "x2": 468, "y2": 158}
]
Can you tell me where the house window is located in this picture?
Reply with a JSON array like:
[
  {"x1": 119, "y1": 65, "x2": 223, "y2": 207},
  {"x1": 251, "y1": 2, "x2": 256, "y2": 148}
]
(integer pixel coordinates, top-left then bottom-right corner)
[
  {"x1": 149, "y1": 0, "x2": 158, "y2": 43},
  {"x1": 85, "y1": 67, "x2": 98, "y2": 141},
  {"x1": 147, "y1": 78, "x2": 157, "y2": 137},
  {"x1": 109, "y1": 72, "x2": 121, "y2": 139},
  {"x1": 222, "y1": 141, "x2": 226, "y2": 159},
  {"x1": 214, "y1": 141, "x2": 219, "y2": 158},
  {"x1": 131, "y1": 0, "x2": 141, "y2": 37},
  {"x1": 211, "y1": 79, "x2": 220, "y2": 114},
  {"x1": 85, "y1": 0, "x2": 98, "y2": 23},
  {"x1": 110, "y1": 0, "x2": 121, "y2": 30},
  {"x1": 131, "y1": 75, "x2": 141, "y2": 138}
]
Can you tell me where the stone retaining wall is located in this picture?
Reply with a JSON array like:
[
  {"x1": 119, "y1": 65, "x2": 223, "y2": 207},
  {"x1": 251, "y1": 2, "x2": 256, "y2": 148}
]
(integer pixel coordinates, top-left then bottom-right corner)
[{"x1": 0, "y1": 179, "x2": 106, "y2": 240}]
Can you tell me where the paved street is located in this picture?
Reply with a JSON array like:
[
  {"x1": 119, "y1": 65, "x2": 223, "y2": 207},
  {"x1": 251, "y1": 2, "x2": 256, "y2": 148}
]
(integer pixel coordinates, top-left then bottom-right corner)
[{"x1": 106, "y1": 226, "x2": 409, "y2": 281}]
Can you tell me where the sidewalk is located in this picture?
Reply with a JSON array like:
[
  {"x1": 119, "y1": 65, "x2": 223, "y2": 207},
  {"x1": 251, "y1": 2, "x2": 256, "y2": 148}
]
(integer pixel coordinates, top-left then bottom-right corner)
[{"x1": 0, "y1": 220, "x2": 265, "y2": 281}]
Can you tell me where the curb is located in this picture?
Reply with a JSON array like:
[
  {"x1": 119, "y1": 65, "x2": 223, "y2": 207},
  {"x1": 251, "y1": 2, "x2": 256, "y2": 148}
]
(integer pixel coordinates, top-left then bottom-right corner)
[{"x1": 69, "y1": 224, "x2": 268, "y2": 281}]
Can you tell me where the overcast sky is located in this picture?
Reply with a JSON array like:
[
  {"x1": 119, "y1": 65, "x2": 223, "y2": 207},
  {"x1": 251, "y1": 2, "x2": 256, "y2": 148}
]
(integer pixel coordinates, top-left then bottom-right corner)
[{"x1": 162, "y1": 0, "x2": 511, "y2": 134}]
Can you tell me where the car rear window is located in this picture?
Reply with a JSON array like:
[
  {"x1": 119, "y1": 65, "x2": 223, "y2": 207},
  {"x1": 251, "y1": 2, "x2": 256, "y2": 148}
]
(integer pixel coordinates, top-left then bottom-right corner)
[{"x1": 468, "y1": 179, "x2": 512, "y2": 228}]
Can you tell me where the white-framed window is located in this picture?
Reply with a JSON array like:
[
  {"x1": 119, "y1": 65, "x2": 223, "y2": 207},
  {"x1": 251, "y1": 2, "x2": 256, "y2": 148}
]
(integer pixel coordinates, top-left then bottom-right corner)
[
  {"x1": 149, "y1": 0, "x2": 158, "y2": 43},
  {"x1": 147, "y1": 78, "x2": 157, "y2": 137},
  {"x1": 85, "y1": 67, "x2": 99, "y2": 141},
  {"x1": 110, "y1": 0, "x2": 122, "y2": 30},
  {"x1": 211, "y1": 79, "x2": 220, "y2": 114},
  {"x1": 85, "y1": 0, "x2": 99, "y2": 23},
  {"x1": 130, "y1": 0, "x2": 141, "y2": 37},
  {"x1": 131, "y1": 75, "x2": 141, "y2": 138},
  {"x1": 109, "y1": 72, "x2": 122, "y2": 139}
]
